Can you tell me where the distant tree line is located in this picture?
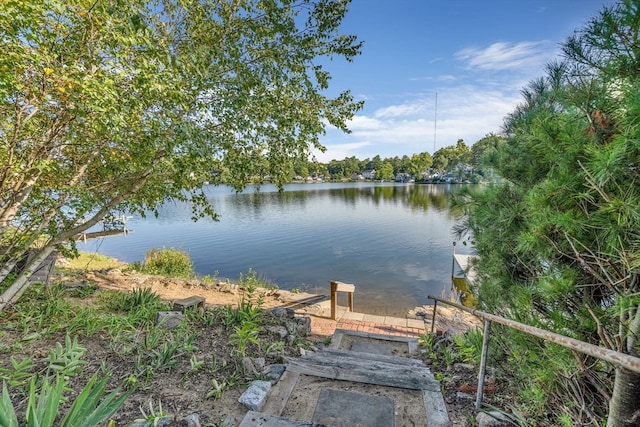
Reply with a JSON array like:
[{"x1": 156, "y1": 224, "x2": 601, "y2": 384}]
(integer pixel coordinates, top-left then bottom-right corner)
[{"x1": 280, "y1": 135, "x2": 505, "y2": 182}]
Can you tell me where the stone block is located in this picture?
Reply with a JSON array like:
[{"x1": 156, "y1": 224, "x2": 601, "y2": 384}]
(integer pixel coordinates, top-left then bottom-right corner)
[{"x1": 238, "y1": 380, "x2": 272, "y2": 411}]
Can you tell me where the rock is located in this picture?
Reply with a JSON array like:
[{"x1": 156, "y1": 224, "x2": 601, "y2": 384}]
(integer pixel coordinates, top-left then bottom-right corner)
[
  {"x1": 434, "y1": 328, "x2": 460, "y2": 349},
  {"x1": 176, "y1": 413, "x2": 201, "y2": 427},
  {"x1": 129, "y1": 416, "x2": 171, "y2": 427},
  {"x1": 285, "y1": 317, "x2": 311, "y2": 336},
  {"x1": 219, "y1": 283, "x2": 239, "y2": 295},
  {"x1": 443, "y1": 328, "x2": 460, "y2": 339},
  {"x1": 242, "y1": 357, "x2": 257, "y2": 375},
  {"x1": 295, "y1": 317, "x2": 311, "y2": 335},
  {"x1": 436, "y1": 307, "x2": 453, "y2": 317},
  {"x1": 263, "y1": 364, "x2": 286, "y2": 383},
  {"x1": 63, "y1": 281, "x2": 87, "y2": 289},
  {"x1": 270, "y1": 307, "x2": 288, "y2": 318},
  {"x1": 441, "y1": 376, "x2": 458, "y2": 387},
  {"x1": 453, "y1": 363, "x2": 475, "y2": 372},
  {"x1": 476, "y1": 411, "x2": 511, "y2": 427},
  {"x1": 219, "y1": 415, "x2": 237, "y2": 427},
  {"x1": 456, "y1": 391, "x2": 474, "y2": 400},
  {"x1": 238, "y1": 380, "x2": 272, "y2": 411},
  {"x1": 270, "y1": 307, "x2": 296, "y2": 319},
  {"x1": 265, "y1": 325, "x2": 288, "y2": 338},
  {"x1": 154, "y1": 311, "x2": 184, "y2": 329},
  {"x1": 253, "y1": 357, "x2": 266, "y2": 371}
]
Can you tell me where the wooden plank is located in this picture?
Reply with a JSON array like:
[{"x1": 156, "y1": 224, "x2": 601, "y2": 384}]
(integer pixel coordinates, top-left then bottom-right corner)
[
  {"x1": 261, "y1": 370, "x2": 300, "y2": 416},
  {"x1": 285, "y1": 358, "x2": 440, "y2": 391},
  {"x1": 314, "y1": 348, "x2": 426, "y2": 367},
  {"x1": 335, "y1": 282, "x2": 355, "y2": 292},
  {"x1": 290, "y1": 354, "x2": 432, "y2": 378}
]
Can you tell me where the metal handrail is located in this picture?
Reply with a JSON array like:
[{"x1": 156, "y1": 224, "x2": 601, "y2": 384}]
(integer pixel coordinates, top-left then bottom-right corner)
[{"x1": 427, "y1": 294, "x2": 640, "y2": 408}]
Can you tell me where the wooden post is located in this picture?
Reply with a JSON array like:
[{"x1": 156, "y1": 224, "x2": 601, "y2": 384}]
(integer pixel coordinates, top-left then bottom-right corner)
[
  {"x1": 330, "y1": 281, "x2": 338, "y2": 320},
  {"x1": 330, "y1": 280, "x2": 355, "y2": 320},
  {"x1": 476, "y1": 319, "x2": 492, "y2": 409},
  {"x1": 431, "y1": 300, "x2": 438, "y2": 334}
]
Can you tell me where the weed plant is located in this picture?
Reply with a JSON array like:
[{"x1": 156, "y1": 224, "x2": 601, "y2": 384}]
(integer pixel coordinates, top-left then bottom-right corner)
[
  {"x1": 0, "y1": 337, "x2": 129, "y2": 427},
  {"x1": 137, "y1": 247, "x2": 194, "y2": 279},
  {"x1": 452, "y1": 327, "x2": 485, "y2": 365},
  {"x1": 101, "y1": 288, "x2": 169, "y2": 328},
  {"x1": 134, "y1": 400, "x2": 168, "y2": 426},
  {"x1": 230, "y1": 322, "x2": 260, "y2": 357}
]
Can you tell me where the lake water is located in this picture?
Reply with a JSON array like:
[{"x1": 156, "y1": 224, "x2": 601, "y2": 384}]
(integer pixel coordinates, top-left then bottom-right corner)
[{"x1": 79, "y1": 182, "x2": 474, "y2": 316}]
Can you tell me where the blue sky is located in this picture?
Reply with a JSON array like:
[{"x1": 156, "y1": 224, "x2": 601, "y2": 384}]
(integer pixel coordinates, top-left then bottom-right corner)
[{"x1": 312, "y1": 0, "x2": 616, "y2": 163}]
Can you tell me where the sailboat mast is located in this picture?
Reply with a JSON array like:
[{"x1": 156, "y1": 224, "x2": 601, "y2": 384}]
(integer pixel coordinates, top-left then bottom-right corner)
[{"x1": 433, "y1": 92, "x2": 438, "y2": 153}]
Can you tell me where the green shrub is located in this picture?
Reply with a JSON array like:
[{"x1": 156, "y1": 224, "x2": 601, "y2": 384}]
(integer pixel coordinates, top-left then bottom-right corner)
[{"x1": 140, "y1": 248, "x2": 194, "y2": 279}]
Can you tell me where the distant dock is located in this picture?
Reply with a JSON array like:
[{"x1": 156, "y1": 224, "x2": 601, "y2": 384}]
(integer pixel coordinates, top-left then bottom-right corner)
[{"x1": 77, "y1": 215, "x2": 132, "y2": 242}]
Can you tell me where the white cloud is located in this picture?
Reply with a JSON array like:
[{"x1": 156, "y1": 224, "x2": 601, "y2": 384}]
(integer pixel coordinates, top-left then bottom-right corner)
[
  {"x1": 347, "y1": 115, "x2": 384, "y2": 130},
  {"x1": 318, "y1": 84, "x2": 522, "y2": 161},
  {"x1": 312, "y1": 141, "x2": 372, "y2": 162},
  {"x1": 455, "y1": 41, "x2": 552, "y2": 71},
  {"x1": 316, "y1": 39, "x2": 561, "y2": 163},
  {"x1": 373, "y1": 103, "x2": 428, "y2": 119}
]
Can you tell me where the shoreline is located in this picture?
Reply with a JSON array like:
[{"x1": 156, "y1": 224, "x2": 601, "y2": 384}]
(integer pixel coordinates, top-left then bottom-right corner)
[{"x1": 59, "y1": 258, "x2": 481, "y2": 335}]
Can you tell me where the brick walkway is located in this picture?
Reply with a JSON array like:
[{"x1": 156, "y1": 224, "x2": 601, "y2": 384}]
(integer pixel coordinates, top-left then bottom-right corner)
[{"x1": 306, "y1": 312, "x2": 426, "y2": 339}]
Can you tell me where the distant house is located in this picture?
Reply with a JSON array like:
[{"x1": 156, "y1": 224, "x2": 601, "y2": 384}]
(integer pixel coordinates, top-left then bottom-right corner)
[
  {"x1": 395, "y1": 173, "x2": 413, "y2": 183},
  {"x1": 362, "y1": 169, "x2": 376, "y2": 180}
]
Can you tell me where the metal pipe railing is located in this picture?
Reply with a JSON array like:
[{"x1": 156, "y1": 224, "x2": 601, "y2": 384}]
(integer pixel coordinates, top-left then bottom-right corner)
[{"x1": 427, "y1": 294, "x2": 640, "y2": 408}]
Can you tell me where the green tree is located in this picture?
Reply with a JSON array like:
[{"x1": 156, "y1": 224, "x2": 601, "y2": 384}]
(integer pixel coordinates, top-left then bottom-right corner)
[
  {"x1": 454, "y1": 139, "x2": 471, "y2": 164},
  {"x1": 431, "y1": 151, "x2": 449, "y2": 173},
  {"x1": 407, "y1": 152, "x2": 433, "y2": 179},
  {"x1": 365, "y1": 154, "x2": 383, "y2": 171},
  {"x1": 376, "y1": 162, "x2": 394, "y2": 180},
  {"x1": 0, "y1": 0, "x2": 362, "y2": 308},
  {"x1": 457, "y1": 2, "x2": 640, "y2": 425},
  {"x1": 470, "y1": 133, "x2": 505, "y2": 167},
  {"x1": 343, "y1": 156, "x2": 362, "y2": 177}
]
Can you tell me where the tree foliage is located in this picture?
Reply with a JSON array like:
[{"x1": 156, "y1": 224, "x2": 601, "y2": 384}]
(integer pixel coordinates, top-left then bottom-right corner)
[
  {"x1": 457, "y1": 1, "x2": 640, "y2": 425},
  {"x1": 0, "y1": 0, "x2": 363, "y2": 307},
  {"x1": 432, "y1": 139, "x2": 471, "y2": 173}
]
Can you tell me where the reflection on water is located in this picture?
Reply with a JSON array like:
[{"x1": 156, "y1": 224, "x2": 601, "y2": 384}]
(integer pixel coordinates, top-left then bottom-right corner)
[{"x1": 80, "y1": 182, "x2": 475, "y2": 316}]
